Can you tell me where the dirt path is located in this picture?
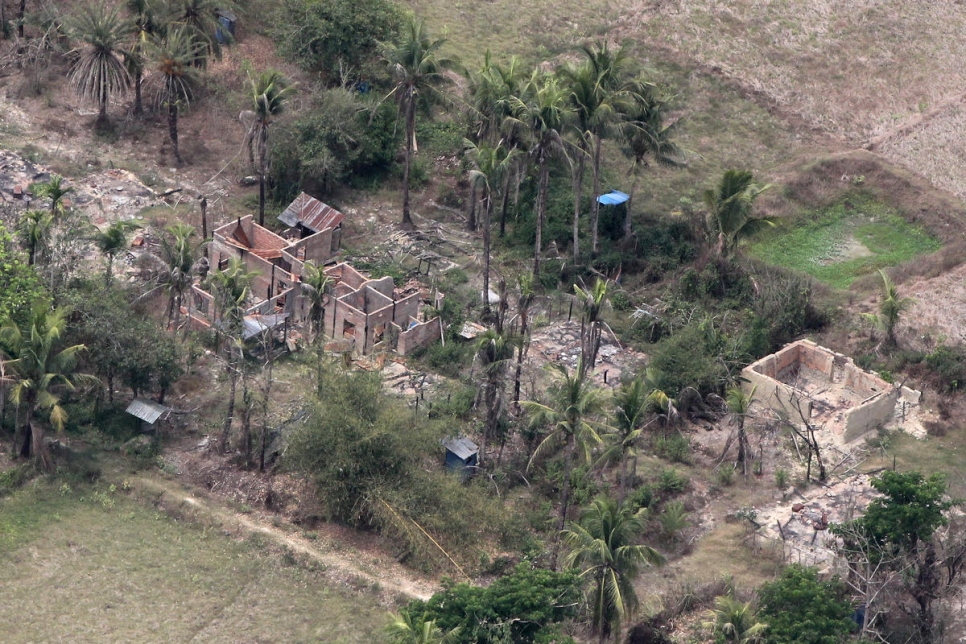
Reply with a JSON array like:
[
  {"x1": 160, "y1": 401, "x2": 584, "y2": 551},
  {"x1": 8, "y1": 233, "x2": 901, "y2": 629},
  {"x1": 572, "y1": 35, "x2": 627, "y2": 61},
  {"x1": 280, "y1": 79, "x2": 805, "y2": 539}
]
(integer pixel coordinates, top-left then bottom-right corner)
[{"x1": 129, "y1": 473, "x2": 437, "y2": 603}]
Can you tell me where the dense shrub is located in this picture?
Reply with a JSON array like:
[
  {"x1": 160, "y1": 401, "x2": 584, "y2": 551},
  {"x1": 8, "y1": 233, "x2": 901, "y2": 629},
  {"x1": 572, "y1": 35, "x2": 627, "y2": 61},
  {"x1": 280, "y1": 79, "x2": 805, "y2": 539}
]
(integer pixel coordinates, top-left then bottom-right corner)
[
  {"x1": 649, "y1": 324, "x2": 727, "y2": 396},
  {"x1": 757, "y1": 564, "x2": 854, "y2": 644},
  {"x1": 408, "y1": 564, "x2": 581, "y2": 644},
  {"x1": 745, "y1": 263, "x2": 828, "y2": 356},
  {"x1": 923, "y1": 344, "x2": 966, "y2": 393},
  {"x1": 273, "y1": 0, "x2": 400, "y2": 78},
  {"x1": 270, "y1": 89, "x2": 399, "y2": 200}
]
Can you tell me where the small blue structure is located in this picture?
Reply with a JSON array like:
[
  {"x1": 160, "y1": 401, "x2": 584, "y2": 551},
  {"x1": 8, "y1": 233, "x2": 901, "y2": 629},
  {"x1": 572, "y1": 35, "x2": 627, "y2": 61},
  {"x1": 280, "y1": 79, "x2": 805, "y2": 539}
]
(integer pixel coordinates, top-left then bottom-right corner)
[
  {"x1": 443, "y1": 437, "x2": 479, "y2": 476},
  {"x1": 215, "y1": 9, "x2": 237, "y2": 45},
  {"x1": 597, "y1": 190, "x2": 629, "y2": 206}
]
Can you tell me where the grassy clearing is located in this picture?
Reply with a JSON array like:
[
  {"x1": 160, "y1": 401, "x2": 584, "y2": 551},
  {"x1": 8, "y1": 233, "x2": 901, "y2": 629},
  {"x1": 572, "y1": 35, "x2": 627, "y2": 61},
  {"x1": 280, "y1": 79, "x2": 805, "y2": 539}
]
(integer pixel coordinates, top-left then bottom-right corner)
[
  {"x1": 0, "y1": 479, "x2": 386, "y2": 643},
  {"x1": 748, "y1": 195, "x2": 941, "y2": 288}
]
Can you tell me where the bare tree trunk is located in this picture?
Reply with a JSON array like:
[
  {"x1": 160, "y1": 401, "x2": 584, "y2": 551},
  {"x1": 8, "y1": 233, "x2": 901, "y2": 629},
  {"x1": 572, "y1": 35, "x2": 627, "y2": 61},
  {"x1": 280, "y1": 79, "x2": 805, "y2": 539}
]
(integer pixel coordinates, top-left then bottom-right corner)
[
  {"x1": 590, "y1": 136, "x2": 603, "y2": 255},
  {"x1": 624, "y1": 162, "x2": 640, "y2": 240},
  {"x1": 200, "y1": 196, "x2": 208, "y2": 239},
  {"x1": 572, "y1": 150, "x2": 585, "y2": 267},
  {"x1": 18, "y1": 0, "x2": 26, "y2": 38},
  {"x1": 499, "y1": 173, "x2": 511, "y2": 237},
  {"x1": 401, "y1": 95, "x2": 415, "y2": 229},
  {"x1": 133, "y1": 71, "x2": 143, "y2": 116},
  {"x1": 482, "y1": 196, "x2": 492, "y2": 317},
  {"x1": 467, "y1": 181, "x2": 477, "y2": 232},
  {"x1": 168, "y1": 103, "x2": 182, "y2": 166},
  {"x1": 551, "y1": 437, "x2": 577, "y2": 571},
  {"x1": 533, "y1": 159, "x2": 549, "y2": 279},
  {"x1": 618, "y1": 452, "x2": 629, "y2": 505},
  {"x1": 221, "y1": 353, "x2": 237, "y2": 453},
  {"x1": 30, "y1": 420, "x2": 52, "y2": 472},
  {"x1": 258, "y1": 127, "x2": 268, "y2": 226}
]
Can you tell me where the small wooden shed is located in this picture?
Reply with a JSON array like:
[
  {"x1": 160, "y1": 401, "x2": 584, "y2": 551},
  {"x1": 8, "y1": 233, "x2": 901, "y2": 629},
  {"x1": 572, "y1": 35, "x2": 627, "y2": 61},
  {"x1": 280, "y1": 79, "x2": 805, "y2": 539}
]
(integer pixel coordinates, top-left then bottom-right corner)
[
  {"x1": 443, "y1": 437, "x2": 478, "y2": 474},
  {"x1": 125, "y1": 398, "x2": 171, "y2": 433}
]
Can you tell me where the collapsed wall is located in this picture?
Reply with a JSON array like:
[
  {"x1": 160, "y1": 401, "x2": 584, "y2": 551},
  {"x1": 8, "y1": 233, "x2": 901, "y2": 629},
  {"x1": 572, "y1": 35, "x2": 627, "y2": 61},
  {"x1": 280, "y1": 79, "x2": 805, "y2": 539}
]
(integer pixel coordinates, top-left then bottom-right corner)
[{"x1": 741, "y1": 340, "x2": 903, "y2": 443}]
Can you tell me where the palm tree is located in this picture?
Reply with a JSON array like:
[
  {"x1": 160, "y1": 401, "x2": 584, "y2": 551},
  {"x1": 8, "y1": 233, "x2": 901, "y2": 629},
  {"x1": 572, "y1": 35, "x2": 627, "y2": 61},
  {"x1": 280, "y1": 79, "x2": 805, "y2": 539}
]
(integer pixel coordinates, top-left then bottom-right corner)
[
  {"x1": 18, "y1": 209, "x2": 53, "y2": 266},
  {"x1": 209, "y1": 257, "x2": 258, "y2": 453},
  {"x1": 465, "y1": 140, "x2": 517, "y2": 313},
  {"x1": 621, "y1": 88, "x2": 685, "y2": 239},
  {"x1": 299, "y1": 260, "x2": 331, "y2": 398},
  {"x1": 703, "y1": 595, "x2": 767, "y2": 644},
  {"x1": 725, "y1": 386, "x2": 756, "y2": 476},
  {"x1": 94, "y1": 220, "x2": 139, "y2": 287},
  {"x1": 703, "y1": 169, "x2": 774, "y2": 258},
  {"x1": 575, "y1": 278, "x2": 608, "y2": 376},
  {"x1": 512, "y1": 272, "x2": 534, "y2": 408},
  {"x1": 386, "y1": 609, "x2": 460, "y2": 644},
  {"x1": 68, "y1": 2, "x2": 131, "y2": 132},
  {"x1": 563, "y1": 496, "x2": 663, "y2": 643},
  {"x1": 508, "y1": 71, "x2": 572, "y2": 278},
  {"x1": 606, "y1": 375, "x2": 649, "y2": 504},
  {"x1": 125, "y1": 0, "x2": 163, "y2": 115},
  {"x1": 523, "y1": 357, "x2": 608, "y2": 569},
  {"x1": 154, "y1": 223, "x2": 207, "y2": 330},
  {"x1": 381, "y1": 17, "x2": 455, "y2": 229},
  {"x1": 31, "y1": 174, "x2": 73, "y2": 219},
  {"x1": 169, "y1": 0, "x2": 222, "y2": 62},
  {"x1": 0, "y1": 303, "x2": 99, "y2": 472},
  {"x1": 147, "y1": 27, "x2": 204, "y2": 165},
  {"x1": 865, "y1": 268, "x2": 914, "y2": 345},
  {"x1": 245, "y1": 69, "x2": 296, "y2": 226},
  {"x1": 475, "y1": 329, "x2": 518, "y2": 467}
]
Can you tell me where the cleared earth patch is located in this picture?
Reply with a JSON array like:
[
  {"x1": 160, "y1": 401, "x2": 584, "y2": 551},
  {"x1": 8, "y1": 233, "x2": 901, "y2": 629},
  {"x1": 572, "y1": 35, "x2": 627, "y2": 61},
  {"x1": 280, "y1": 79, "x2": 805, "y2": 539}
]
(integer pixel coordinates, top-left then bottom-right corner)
[{"x1": 748, "y1": 196, "x2": 941, "y2": 288}]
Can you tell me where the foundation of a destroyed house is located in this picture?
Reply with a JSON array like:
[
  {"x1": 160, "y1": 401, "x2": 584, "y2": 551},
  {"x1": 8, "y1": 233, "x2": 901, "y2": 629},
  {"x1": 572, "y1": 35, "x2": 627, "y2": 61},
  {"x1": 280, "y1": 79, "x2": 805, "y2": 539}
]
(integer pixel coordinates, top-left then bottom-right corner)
[{"x1": 742, "y1": 340, "x2": 903, "y2": 443}]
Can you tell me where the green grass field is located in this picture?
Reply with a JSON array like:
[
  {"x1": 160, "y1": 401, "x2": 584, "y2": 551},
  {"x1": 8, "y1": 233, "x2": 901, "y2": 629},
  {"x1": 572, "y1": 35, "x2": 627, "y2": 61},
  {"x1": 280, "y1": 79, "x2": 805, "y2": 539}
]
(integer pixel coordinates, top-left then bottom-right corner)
[
  {"x1": 748, "y1": 196, "x2": 941, "y2": 288},
  {"x1": 0, "y1": 479, "x2": 386, "y2": 643}
]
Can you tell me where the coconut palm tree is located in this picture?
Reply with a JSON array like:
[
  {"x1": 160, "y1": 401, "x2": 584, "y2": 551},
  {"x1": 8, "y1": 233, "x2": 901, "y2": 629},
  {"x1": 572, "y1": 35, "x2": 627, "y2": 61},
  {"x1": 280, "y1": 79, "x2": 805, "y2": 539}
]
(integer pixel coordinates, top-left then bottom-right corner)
[
  {"x1": 575, "y1": 277, "x2": 608, "y2": 376},
  {"x1": 299, "y1": 260, "x2": 331, "y2": 398},
  {"x1": 94, "y1": 220, "x2": 140, "y2": 287},
  {"x1": 475, "y1": 329, "x2": 518, "y2": 467},
  {"x1": 18, "y1": 209, "x2": 53, "y2": 266},
  {"x1": 208, "y1": 257, "x2": 258, "y2": 453},
  {"x1": 465, "y1": 140, "x2": 517, "y2": 314},
  {"x1": 147, "y1": 26, "x2": 204, "y2": 165},
  {"x1": 523, "y1": 357, "x2": 608, "y2": 569},
  {"x1": 507, "y1": 71, "x2": 572, "y2": 278},
  {"x1": 0, "y1": 303, "x2": 99, "y2": 472},
  {"x1": 725, "y1": 386, "x2": 756, "y2": 476},
  {"x1": 67, "y1": 2, "x2": 131, "y2": 131},
  {"x1": 125, "y1": 0, "x2": 163, "y2": 115},
  {"x1": 512, "y1": 272, "x2": 534, "y2": 408},
  {"x1": 31, "y1": 174, "x2": 73, "y2": 219},
  {"x1": 605, "y1": 375, "x2": 650, "y2": 504},
  {"x1": 169, "y1": 0, "x2": 222, "y2": 62},
  {"x1": 386, "y1": 609, "x2": 460, "y2": 644},
  {"x1": 621, "y1": 88, "x2": 685, "y2": 239},
  {"x1": 703, "y1": 169, "x2": 774, "y2": 258},
  {"x1": 154, "y1": 223, "x2": 207, "y2": 330},
  {"x1": 703, "y1": 595, "x2": 767, "y2": 644},
  {"x1": 563, "y1": 496, "x2": 664, "y2": 643},
  {"x1": 245, "y1": 69, "x2": 296, "y2": 226},
  {"x1": 865, "y1": 268, "x2": 914, "y2": 346},
  {"x1": 381, "y1": 17, "x2": 455, "y2": 229}
]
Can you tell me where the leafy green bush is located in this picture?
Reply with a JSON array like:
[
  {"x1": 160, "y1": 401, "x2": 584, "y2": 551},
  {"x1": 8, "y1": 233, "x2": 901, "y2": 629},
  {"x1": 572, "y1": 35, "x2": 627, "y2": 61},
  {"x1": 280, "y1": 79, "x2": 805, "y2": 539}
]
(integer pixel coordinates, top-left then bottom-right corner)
[
  {"x1": 757, "y1": 564, "x2": 854, "y2": 644},
  {"x1": 270, "y1": 90, "x2": 399, "y2": 199},
  {"x1": 272, "y1": 0, "x2": 400, "y2": 78},
  {"x1": 657, "y1": 468, "x2": 688, "y2": 495},
  {"x1": 654, "y1": 434, "x2": 692, "y2": 464},
  {"x1": 628, "y1": 484, "x2": 654, "y2": 511},
  {"x1": 408, "y1": 564, "x2": 581, "y2": 644},
  {"x1": 649, "y1": 324, "x2": 727, "y2": 396},
  {"x1": 658, "y1": 500, "x2": 688, "y2": 543},
  {"x1": 924, "y1": 344, "x2": 966, "y2": 393}
]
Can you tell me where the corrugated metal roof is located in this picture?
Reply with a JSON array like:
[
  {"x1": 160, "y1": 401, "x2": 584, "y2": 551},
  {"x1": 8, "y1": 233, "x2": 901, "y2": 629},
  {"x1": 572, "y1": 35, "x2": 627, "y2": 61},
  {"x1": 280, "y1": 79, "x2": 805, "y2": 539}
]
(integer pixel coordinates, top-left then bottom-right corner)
[
  {"x1": 242, "y1": 313, "x2": 289, "y2": 340},
  {"x1": 125, "y1": 398, "x2": 169, "y2": 424},
  {"x1": 443, "y1": 436, "x2": 479, "y2": 460},
  {"x1": 278, "y1": 192, "x2": 345, "y2": 232}
]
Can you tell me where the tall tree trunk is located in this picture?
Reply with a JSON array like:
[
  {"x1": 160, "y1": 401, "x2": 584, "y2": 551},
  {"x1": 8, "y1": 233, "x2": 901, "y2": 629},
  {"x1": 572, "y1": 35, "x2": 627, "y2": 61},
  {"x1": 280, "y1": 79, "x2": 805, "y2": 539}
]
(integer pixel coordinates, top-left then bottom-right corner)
[
  {"x1": 200, "y1": 196, "x2": 208, "y2": 239},
  {"x1": 105, "y1": 254, "x2": 114, "y2": 288},
  {"x1": 133, "y1": 70, "x2": 143, "y2": 116},
  {"x1": 499, "y1": 173, "x2": 511, "y2": 237},
  {"x1": 533, "y1": 159, "x2": 549, "y2": 279},
  {"x1": 590, "y1": 136, "x2": 603, "y2": 255},
  {"x1": 259, "y1": 344, "x2": 275, "y2": 473},
  {"x1": 28, "y1": 242, "x2": 35, "y2": 266},
  {"x1": 572, "y1": 149, "x2": 585, "y2": 267},
  {"x1": 168, "y1": 103, "x2": 182, "y2": 166},
  {"x1": 482, "y1": 195, "x2": 492, "y2": 316},
  {"x1": 401, "y1": 94, "x2": 415, "y2": 229},
  {"x1": 467, "y1": 181, "x2": 477, "y2": 232},
  {"x1": 221, "y1": 353, "x2": 237, "y2": 453},
  {"x1": 18, "y1": 0, "x2": 26, "y2": 38},
  {"x1": 30, "y1": 419, "x2": 52, "y2": 473},
  {"x1": 737, "y1": 418, "x2": 747, "y2": 475},
  {"x1": 624, "y1": 161, "x2": 640, "y2": 240},
  {"x1": 513, "y1": 302, "x2": 530, "y2": 408},
  {"x1": 618, "y1": 452, "x2": 629, "y2": 506},
  {"x1": 551, "y1": 437, "x2": 576, "y2": 571},
  {"x1": 258, "y1": 128, "x2": 268, "y2": 226}
]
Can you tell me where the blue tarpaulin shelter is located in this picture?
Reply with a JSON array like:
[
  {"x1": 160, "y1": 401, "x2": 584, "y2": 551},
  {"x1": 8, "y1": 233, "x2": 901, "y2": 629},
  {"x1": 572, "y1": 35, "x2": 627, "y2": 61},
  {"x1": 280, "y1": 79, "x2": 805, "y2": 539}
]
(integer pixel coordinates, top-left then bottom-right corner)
[{"x1": 597, "y1": 190, "x2": 629, "y2": 206}]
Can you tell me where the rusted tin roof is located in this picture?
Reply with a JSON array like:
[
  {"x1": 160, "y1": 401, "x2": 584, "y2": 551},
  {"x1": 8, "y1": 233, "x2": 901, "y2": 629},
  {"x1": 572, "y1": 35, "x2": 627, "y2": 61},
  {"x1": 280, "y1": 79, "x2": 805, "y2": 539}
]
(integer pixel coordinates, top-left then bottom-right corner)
[{"x1": 278, "y1": 192, "x2": 345, "y2": 232}]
